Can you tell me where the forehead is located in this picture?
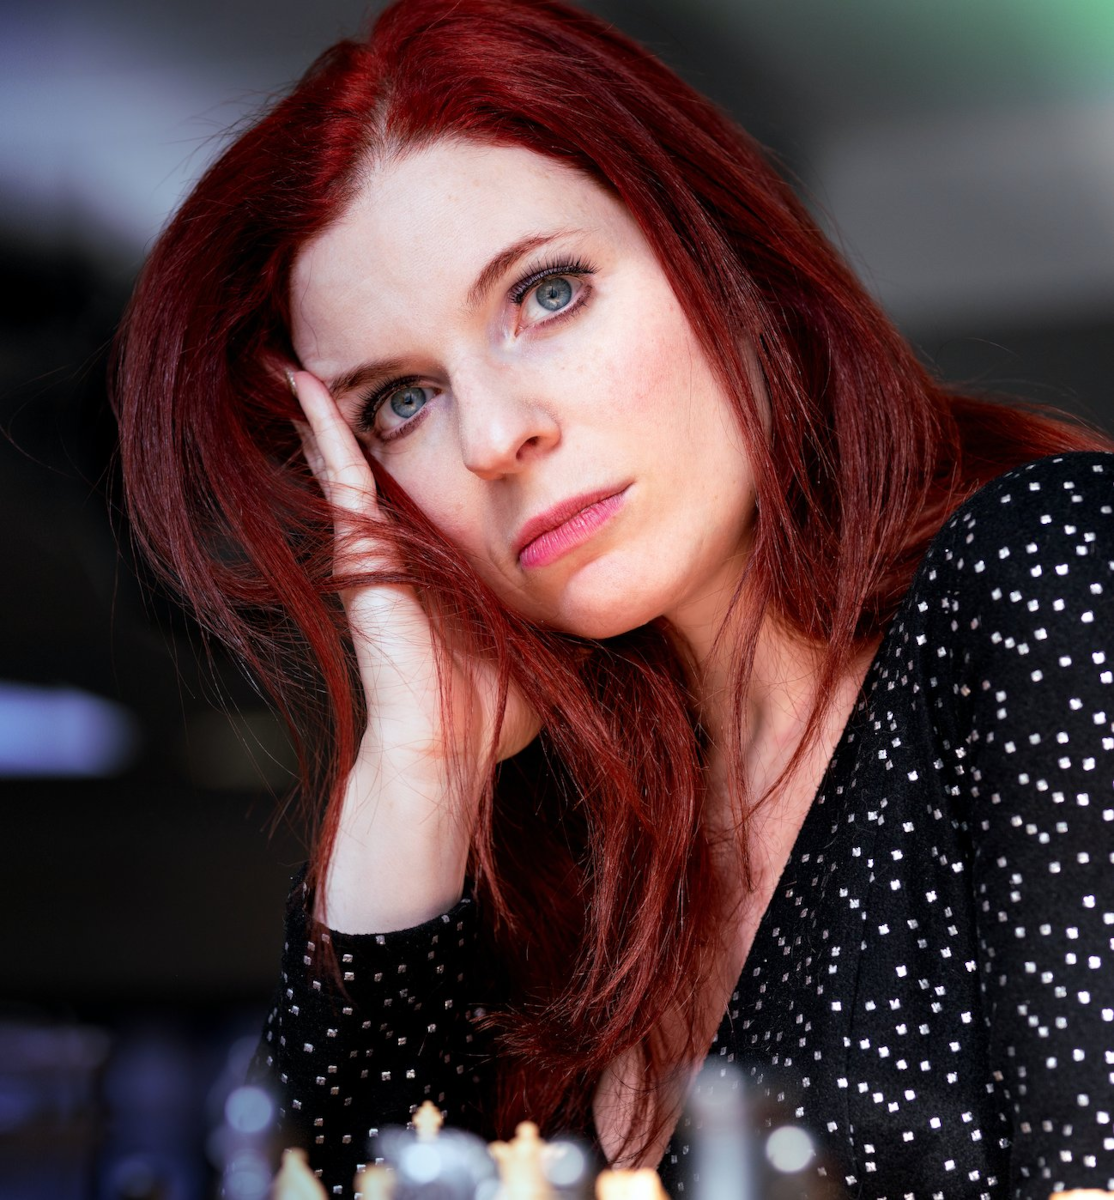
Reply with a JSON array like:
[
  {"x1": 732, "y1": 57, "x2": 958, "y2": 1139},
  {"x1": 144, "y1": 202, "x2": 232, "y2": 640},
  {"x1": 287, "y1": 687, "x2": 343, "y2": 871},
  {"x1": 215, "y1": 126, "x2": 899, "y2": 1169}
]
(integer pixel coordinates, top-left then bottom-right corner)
[{"x1": 288, "y1": 140, "x2": 634, "y2": 372}]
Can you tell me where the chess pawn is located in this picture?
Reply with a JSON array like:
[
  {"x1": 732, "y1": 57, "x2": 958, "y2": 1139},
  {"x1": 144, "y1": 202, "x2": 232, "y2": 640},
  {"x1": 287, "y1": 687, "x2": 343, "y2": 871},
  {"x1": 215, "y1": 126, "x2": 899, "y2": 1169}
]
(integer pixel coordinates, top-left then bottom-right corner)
[
  {"x1": 412, "y1": 1101, "x2": 444, "y2": 1142},
  {"x1": 353, "y1": 1163, "x2": 396, "y2": 1200},
  {"x1": 489, "y1": 1121, "x2": 557, "y2": 1200},
  {"x1": 377, "y1": 1116, "x2": 496, "y2": 1200},
  {"x1": 595, "y1": 1168, "x2": 669, "y2": 1200},
  {"x1": 271, "y1": 1148, "x2": 327, "y2": 1200}
]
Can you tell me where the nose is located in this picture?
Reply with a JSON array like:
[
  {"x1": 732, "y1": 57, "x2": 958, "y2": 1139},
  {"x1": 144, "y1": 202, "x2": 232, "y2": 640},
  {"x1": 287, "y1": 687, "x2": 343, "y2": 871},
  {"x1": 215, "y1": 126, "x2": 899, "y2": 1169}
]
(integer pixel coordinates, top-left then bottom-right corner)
[{"x1": 454, "y1": 369, "x2": 560, "y2": 481}]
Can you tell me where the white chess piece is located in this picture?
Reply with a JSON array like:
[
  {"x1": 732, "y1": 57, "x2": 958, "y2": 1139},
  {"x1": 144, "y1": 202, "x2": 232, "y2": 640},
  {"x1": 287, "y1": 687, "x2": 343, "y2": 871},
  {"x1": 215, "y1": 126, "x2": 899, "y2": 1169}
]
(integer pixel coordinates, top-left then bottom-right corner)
[
  {"x1": 412, "y1": 1101, "x2": 444, "y2": 1142},
  {"x1": 271, "y1": 1147, "x2": 327, "y2": 1199},
  {"x1": 489, "y1": 1121, "x2": 556, "y2": 1200},
  {"x1": 353, "y1": 1162, "x2": 395, "y2": 1200},
  {"x1": 596, "y1": 1167, "x2": 669, "y2": 1200}
]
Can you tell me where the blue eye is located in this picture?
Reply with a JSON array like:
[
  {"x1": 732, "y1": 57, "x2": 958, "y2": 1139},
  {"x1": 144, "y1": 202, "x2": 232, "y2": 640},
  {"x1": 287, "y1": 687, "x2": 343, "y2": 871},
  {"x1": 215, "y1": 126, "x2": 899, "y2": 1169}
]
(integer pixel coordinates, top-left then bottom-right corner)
[
  {"x1": 509, "y1": 260, "x2": 593, "y2": 312},
  {"x1": 534, "y1": 276, "x2": 573, "y2": 312},
  {"x1": 388, "y1": 384, "x2": 430, "y2": 419}
]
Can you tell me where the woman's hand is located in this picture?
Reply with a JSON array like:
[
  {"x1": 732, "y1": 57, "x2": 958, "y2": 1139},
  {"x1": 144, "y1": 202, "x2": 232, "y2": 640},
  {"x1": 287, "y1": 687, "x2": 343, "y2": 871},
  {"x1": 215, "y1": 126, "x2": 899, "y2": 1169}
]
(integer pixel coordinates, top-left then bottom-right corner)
[{"x1": 290, "y1": 370, "x2": 538, "y2": 933}]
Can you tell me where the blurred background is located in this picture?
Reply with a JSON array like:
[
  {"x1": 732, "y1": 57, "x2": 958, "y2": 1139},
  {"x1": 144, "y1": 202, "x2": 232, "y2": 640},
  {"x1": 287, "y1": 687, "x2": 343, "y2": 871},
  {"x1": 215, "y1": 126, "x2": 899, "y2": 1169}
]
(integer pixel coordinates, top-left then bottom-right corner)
[{"x1": 2, "y1": 0, "x2": 1113, "y2": 1195}]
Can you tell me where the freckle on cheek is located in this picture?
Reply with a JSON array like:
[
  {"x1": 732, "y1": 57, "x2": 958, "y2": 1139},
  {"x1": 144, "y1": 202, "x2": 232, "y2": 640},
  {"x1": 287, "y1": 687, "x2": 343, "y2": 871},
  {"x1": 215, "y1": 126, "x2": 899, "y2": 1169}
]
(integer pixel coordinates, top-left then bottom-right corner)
[{"x1": 619, "y1": 343, "x2": 675, "y2": 412}]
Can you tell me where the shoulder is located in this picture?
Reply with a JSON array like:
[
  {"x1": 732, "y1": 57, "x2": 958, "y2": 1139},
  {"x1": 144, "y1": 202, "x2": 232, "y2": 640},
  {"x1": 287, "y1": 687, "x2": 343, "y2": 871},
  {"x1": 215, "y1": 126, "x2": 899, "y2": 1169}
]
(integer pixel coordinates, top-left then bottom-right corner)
[
  {"x1": 909, "y1": 451, "x2": 1114, "y2": 614},
  {"x1": 876, "y1": 456, "x2": 1114, "y2": 852},
  {"x1": 885, "y1": 452, "x2": 1114, "y2": 733}
]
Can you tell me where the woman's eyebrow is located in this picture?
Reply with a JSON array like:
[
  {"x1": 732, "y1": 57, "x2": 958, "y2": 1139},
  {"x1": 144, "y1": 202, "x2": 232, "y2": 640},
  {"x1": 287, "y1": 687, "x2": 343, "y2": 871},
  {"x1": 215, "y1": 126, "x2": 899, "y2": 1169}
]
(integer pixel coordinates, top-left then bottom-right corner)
[
  {"x1": 327, "y1": 228, "x2": 586, "y2": 398},
  {"x1": 327, "y1": 358, "x2": 405, "y2": 402},
  {"x1": 464, "y1": 228, "x2": 580, "y2": 313}
]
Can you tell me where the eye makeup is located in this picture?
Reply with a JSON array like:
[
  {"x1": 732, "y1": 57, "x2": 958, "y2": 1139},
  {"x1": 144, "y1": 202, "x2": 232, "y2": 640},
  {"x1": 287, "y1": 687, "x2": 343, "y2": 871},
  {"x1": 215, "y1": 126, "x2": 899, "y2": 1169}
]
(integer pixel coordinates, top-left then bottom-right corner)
[
  {"x1": 354, "y1": 374, "x2": 428, "y2": 437},
  {"x1": 352, "y1": 255, "x2": 597, "y2": 440},
  {"x1": 508, "y1": 256, "x2": 595, "y2": 306}
]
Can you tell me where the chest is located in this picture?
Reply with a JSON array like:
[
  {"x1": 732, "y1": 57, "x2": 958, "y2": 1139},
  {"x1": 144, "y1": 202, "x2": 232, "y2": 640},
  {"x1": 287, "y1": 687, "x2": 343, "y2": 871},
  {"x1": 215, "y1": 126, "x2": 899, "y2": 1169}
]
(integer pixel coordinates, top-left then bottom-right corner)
[
  {"x1": 592, "y1": 698, "x2": 856, "y2": 1167},
  {"x1": 661, "y1": 685, "x2": 1002, "y2": 1195}
]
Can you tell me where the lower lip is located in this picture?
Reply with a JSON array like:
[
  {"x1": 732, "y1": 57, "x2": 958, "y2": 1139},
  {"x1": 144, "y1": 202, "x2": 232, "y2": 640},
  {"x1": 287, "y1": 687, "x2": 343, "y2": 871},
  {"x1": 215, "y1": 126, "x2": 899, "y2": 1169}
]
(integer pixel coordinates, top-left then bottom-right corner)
[{"x1": 518, "y1": 489, "x2": 629, "y2": 570}]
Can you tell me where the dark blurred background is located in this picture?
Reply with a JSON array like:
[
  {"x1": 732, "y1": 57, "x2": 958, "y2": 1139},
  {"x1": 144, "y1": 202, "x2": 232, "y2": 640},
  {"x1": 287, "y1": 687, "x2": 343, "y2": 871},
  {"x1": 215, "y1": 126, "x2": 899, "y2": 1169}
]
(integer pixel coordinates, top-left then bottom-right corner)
[{"x1": 2, "y1": 0, "x2": 1113, "y2": 1195}]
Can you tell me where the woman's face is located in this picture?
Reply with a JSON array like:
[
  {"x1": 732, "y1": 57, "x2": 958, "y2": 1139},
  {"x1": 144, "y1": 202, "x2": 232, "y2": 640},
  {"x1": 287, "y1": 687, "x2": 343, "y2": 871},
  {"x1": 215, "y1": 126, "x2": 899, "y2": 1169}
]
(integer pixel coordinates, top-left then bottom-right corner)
[{"x1": 290, "y1": 139, "x2": 757, "y2": 639}]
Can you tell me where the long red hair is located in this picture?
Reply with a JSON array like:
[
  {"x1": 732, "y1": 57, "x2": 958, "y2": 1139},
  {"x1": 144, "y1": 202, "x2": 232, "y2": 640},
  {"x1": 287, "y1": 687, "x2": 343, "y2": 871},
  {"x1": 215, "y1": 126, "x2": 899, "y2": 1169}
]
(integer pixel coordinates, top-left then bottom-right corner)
[{"x1": 112, "y1": 0, "x2": 1109, "y2": 1151}]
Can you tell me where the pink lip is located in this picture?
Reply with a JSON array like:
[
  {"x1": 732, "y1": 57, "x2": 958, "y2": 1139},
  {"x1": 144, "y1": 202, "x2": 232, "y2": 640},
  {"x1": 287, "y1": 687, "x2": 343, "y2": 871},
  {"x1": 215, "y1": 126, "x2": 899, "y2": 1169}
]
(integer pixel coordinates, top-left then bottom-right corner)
[{"x1": 515, "y1": 485, "x2": 631, "y2": 569}]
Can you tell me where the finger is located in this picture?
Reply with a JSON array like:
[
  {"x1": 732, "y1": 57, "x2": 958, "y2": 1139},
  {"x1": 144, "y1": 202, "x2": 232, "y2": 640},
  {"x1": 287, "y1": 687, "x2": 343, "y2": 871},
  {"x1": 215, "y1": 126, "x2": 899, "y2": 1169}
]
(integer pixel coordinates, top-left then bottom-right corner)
[
  {"x1": 293, "y1": 419, "x2": 327, "y2": 483},
  {"x1": 290, "y1": 369, "x2": 378, "y2": 516},
  {"x1": 291, "y1": 371, "x2": 404, "y2": 592}
]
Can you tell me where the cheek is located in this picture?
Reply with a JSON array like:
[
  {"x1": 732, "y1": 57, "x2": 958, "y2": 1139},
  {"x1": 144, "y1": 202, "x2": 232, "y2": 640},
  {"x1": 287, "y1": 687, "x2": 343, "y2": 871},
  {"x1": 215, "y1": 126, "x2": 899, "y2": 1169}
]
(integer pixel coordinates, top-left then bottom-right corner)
[
  {"x1": 412, "y1": 475, "x2": 482, "y2": 552},
  {"x1": 593, "y1": 295, "x2": 708, "y2": 423},
  {"x1": 376, "y1": 434, "x2": 482, "y2": 552}
]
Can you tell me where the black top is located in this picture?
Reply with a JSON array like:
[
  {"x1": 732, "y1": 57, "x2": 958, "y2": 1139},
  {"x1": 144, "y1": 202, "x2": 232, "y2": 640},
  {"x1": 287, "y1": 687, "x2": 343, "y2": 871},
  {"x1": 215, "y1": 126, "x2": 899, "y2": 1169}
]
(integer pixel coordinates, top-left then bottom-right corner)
[{"x1": 253, "y1": 452, "x2": 1114, "y2": 1199}]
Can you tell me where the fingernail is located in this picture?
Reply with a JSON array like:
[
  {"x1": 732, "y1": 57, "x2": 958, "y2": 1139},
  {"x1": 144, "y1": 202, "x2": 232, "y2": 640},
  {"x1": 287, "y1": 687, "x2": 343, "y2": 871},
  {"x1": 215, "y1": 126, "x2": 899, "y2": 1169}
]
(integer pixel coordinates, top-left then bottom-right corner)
[{"x1": 284, "y1": 369, "x2": 298, "y2": 399}]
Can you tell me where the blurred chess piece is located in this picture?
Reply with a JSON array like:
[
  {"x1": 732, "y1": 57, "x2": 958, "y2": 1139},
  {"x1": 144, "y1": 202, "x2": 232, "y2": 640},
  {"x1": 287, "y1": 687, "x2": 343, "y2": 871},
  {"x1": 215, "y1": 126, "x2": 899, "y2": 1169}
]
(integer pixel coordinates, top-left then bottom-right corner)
[
  {"x1": 1050, "y1": 1193, "x2": 1114, "y2": 1198},
  {"x1": 595, "y1": 1168, "x2": 669, "y2": 1200},
  {"x1": 353, "y1": 1104, "x2": 440, "y2": 1200},
  {"x1": 271, "y1": 1147, "x2": 327, "y2": 1199},
  {"x1": 489, "y1": 1121, "x2": 556, "y2": 1200},
  {"x1": 412, "y1": 1101, "x2": 444, "y2": 1142},
  {"x1": 684, "y1": 1064, "x2": 846, "y2": 1199},
  {"x1": 540, "y1": 1138, "x2": 595, "y2": 1200},
  {"x1": 688, "y1": 1065, "x2": 757, "y2": 1200},
  {"x1": 218, "y1": 1084, "x2": 277, "y2": 1200},
  {"x1": 353, "y1": 1163, "x2": 396, "y2": 1200},
  {"x1": 376, "y1": 1112, "x2": 496, "y2": 1200}
]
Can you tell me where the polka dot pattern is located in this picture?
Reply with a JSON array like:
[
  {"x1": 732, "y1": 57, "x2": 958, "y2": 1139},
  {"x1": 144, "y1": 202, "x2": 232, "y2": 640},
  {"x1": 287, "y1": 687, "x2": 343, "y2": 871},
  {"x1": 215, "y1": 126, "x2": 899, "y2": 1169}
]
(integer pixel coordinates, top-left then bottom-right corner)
[
  {"x1": 250, "y1": 880, "x2": 492, "y2": 1195},
  {"x1": 254, "y1": 453, "x2": 1114, "y2": 1199}
]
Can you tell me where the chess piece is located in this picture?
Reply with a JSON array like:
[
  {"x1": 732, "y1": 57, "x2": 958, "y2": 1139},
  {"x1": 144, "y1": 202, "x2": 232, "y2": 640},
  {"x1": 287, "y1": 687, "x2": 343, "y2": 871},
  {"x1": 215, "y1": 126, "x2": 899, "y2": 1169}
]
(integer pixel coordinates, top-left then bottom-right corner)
[
  {"x1": 540, "y1": 1138, "x2": 593, "y2": 1196},
  {"x1": 218, "y1": 1084, "x2": 276, "y2": 1200},
  {"x1": 489, "y1": 1121, "x2": 556, "y2": 1200},
  {"x1": 271, "y1": 1147, "x2": 327, "y2": 1199},
  {"x1": 377, "y1": 1116, "x2": 496, "y2": 1200},
  {"x1": 353, "y1": 1163, "x2": 396, "y2": 1200},
  {"x1": 1049, "y1": 1193, "x2": 1114, "y2": 1198},
  {"x1": 412, "y1": 1101, "x2": 444, "y2": 1142},
  {"x1": 688, "y1": 1063, "x2": 757, "y2": 1200},
  {"x1": 596, "y1": 1169, "x2": 669, "y2": 1200}
]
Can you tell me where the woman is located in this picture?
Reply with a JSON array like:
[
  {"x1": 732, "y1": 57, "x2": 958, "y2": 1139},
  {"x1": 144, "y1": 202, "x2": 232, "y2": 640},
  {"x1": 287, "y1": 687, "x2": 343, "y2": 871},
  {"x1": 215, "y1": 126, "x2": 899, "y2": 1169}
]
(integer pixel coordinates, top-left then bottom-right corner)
[{"x1": 113, "y1": 0, "x2": 1114, "y2": 1195}]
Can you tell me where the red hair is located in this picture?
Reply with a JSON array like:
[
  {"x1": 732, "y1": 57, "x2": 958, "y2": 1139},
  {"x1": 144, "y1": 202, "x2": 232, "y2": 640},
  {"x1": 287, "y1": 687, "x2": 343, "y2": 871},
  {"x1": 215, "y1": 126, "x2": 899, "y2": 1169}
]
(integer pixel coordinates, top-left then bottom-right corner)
[{"x1": 112, "y1": 0, "x2": 1109, "y2": 1152}]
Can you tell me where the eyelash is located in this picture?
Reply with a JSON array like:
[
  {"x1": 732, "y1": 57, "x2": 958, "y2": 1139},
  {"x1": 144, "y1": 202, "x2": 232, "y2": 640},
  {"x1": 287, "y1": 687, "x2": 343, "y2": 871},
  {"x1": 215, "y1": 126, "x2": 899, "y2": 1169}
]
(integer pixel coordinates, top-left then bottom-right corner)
[
  {"x1": 508, "y1": 256, "x2": 595, "y2": 306},
  {"x1": 355, "y1": 257, "x2": 596, "y2": 438}
]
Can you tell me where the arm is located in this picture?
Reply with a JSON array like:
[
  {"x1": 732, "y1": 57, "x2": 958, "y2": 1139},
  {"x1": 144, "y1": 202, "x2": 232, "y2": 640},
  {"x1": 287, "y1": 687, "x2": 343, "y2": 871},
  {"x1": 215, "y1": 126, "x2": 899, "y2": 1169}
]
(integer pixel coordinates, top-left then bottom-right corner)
[
  {"x1": 248, "y1": 373, "x2": 534, "y2": 1188},
  {"x1": 251, "y1": 873, "x2": 498, "y2": 1195},
  {"x1": 291, "y1": 370, "x2": 538, "y2": 934},
  {"x1": 293, "y1": 369, "x2": 474, "y2": 933},
  {"x1": 932, "y1": 454, "x2": 1114, "y2": 1197}
]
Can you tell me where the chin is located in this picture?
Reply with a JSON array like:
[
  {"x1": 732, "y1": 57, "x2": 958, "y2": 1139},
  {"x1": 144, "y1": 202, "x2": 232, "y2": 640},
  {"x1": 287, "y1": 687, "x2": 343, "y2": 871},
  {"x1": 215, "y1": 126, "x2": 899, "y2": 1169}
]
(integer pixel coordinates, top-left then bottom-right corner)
[
  {"x1": 490, "y1": 555, "x2": 680, "y2": 640},
  {"x1": 548, "y1": 612, "x2": 647, "y2": 640},
  {"x1": 530, "y1": 585, "x2": 668, "y2": 641}
]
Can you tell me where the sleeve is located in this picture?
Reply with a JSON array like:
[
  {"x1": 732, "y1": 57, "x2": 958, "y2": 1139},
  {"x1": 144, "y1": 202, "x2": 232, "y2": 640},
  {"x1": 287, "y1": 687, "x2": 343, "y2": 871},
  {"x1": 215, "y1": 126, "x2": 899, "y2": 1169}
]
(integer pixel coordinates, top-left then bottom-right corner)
[
  {"x1": 930, "y1": 453, "x2": 1114, "y2": 1197},
  {"x1": 249, "y1": 870, "x2": 498, "y2": 1196}
]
